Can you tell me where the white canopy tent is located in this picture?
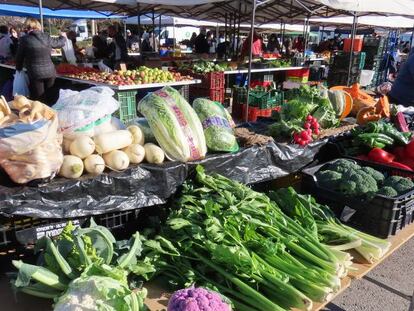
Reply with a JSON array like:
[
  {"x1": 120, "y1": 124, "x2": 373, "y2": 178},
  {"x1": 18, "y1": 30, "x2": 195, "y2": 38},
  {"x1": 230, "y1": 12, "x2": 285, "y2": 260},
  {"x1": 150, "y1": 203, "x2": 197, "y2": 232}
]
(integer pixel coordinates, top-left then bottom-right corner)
[
  {"x1": 310, "y1": 15, "x2": 414, "y2": 29},
  {"x1": 318, "y1": 0, "x2": 414, "y2": 16}
]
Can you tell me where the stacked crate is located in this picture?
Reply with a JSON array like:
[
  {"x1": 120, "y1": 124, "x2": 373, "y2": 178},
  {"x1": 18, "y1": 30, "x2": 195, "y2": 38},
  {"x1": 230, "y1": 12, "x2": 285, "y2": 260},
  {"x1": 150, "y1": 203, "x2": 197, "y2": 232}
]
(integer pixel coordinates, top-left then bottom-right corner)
[
  {"x1": 189, "y1": 72, "x2": 225, "y2": 103},
  {"x1": 362, "y1": 37, "x2": 387, "y2": 88},
  {"x1": 327, "y1": 51, "x2": 365, "y2": 87},
  {"x1": 232, "y1": 86, "x2": 283, "y2": 122}
]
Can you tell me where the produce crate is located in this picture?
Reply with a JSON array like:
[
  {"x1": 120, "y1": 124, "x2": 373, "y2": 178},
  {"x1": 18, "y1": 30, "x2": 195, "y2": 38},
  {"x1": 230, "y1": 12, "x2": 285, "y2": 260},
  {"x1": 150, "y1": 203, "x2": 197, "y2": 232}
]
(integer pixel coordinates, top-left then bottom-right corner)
[
  {"x1": 327, "y1": 70, "x2": 361, "y2": 88},
  {"x1": 191, "y1": 71, "x2": 225, "y2": 89},
  {"x1": 0, "y1": 209, "x2": 141, "y2": 250},
  {"x1": 286, "y1": 68, "x2": 310, "y2": 83},
  {"x1": 190, "y1": 86, "x2": 224, "y2": 103},
  {"x1": 114, "y1": 91, "x2": 138, "y2": 124},
  {"x1": 301, "y1": 158, "x2": 414, "y2": 238},
  {"x1": 330, "y1": 52, "x2": 366, "y2": 70}
]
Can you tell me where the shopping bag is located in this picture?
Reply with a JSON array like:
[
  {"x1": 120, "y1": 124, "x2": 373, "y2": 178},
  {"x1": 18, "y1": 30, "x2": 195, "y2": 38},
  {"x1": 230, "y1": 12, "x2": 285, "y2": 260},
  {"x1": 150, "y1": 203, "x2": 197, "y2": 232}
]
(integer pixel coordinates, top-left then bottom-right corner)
[
  {"x1": 12, "y1": 70, "x2": 30, "y2": 97},
  {"x1": 62, "y1": 38, "x2": 77, "y2": 65}
]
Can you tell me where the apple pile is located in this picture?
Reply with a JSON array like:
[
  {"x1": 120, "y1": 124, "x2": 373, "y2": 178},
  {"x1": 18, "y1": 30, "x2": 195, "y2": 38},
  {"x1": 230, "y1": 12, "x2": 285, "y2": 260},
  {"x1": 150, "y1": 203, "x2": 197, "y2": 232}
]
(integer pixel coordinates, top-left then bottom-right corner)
[{"x1": 64, "y1": 66, "x2": 193, "y2": 86}]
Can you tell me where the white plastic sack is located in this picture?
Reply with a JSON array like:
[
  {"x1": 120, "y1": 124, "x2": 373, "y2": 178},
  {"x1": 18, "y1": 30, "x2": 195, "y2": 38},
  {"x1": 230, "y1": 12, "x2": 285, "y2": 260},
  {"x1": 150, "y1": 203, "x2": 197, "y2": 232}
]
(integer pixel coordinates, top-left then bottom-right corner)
[
  {"x1": 0, "y1": 116, "x2": 63, "y2": 184},
  {"x1": 62, "y1": 38, "x2": 77, "y2": 65},
  {"x1": 13, "y1": 70, "x2": 30, "y2": 97},
  {"x1": 98, "y1": 60, "x2": 113, "y2": 73},
  {"x1": 52, "y1": 86, "x2": 120, "y2": 135}
]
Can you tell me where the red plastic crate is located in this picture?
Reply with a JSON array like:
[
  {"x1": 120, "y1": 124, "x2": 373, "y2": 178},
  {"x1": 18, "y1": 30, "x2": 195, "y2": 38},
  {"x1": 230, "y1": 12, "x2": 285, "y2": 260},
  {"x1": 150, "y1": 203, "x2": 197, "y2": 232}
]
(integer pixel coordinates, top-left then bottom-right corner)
[
  {"x1": 287, "y1": 68, "x2": 310, "y2": 78},
  {"x1": 192, "y1": 72, "x2": 225, "y2": 89},
  {"x1": 190, "y1": 86, "x2": 224, "y2": 103},
  {"x1": 343, "y1": 38, "x2": 363, "y2": 52}
]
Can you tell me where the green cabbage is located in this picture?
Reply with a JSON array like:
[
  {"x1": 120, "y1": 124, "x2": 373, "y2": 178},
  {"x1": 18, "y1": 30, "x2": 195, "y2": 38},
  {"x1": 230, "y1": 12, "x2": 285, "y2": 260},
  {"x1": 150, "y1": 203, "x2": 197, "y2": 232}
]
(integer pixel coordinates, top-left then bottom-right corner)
[
  {"x1": 193, "y1": 98, "x2": 239, "y2": 153},
  {"x1": 138, "y1": 86, "x2": 207, "y2": 162}
]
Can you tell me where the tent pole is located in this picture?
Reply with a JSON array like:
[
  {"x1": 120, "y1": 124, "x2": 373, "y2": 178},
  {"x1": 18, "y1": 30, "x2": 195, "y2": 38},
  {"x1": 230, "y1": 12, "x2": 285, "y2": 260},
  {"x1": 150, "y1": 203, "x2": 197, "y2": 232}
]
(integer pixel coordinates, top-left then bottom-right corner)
[
  {"x1": 39, "y1": 0, "x2": 44, "y2": 31},
  {"x1": 410, "y1": 23, "x2": 414, "y2": 50},
  {"x1": 236, "y1": 1, "x2": 241, "y2": 57},
  {"x1": 158, "y1": 14, "x2": 162, "y2": 53},
  {"x1": 245, "y1": 0, "x2": 257, "y2": 122},
  {"x1": 303, "y1": 15, "x2": 310, "y2": 53},
  {"x1": 224, "y1": 13, "x2": 228, "y2": 59},
  {"x1": 347, "y1": 12, "x2": 358, "y2": 86},
  {"x1": 137, "y1": 4, "x2": 141, "y2": 52},
  {"x1": 124, "y1": 20, "x2": 127, "y2": 40},
  {"x1": 152, "y1": 10, "x2": 155, "y2": 51}
]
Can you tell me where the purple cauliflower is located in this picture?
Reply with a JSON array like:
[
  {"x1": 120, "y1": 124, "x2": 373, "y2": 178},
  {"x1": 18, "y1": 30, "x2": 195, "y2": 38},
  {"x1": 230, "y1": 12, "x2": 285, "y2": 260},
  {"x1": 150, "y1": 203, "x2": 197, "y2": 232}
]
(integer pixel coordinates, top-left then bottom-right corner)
[{"x1": 167, "y1": 286, "x2": 232, "y2": 311}]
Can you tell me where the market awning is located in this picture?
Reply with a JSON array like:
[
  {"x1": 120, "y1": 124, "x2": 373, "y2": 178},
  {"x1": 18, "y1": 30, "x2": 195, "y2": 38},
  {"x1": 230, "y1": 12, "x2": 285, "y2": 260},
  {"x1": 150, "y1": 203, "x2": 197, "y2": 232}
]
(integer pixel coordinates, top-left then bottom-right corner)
[
  {"x1": 310, "y1": 15, "x2": 414, "y2": 29},
  {"x1": 0, "y1": 4, "x2": 124, "y2": 18},
  {"x1": 317, "y1": 0, "x2": 414, "y2": 16}
]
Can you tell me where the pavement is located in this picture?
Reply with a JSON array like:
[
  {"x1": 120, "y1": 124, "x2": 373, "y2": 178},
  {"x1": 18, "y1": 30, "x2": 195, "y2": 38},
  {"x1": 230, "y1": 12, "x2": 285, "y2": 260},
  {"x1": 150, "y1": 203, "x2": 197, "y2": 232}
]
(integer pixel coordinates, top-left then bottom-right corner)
[{"x1": 1, "y1": 237, "x2": 414, "y2": 311}]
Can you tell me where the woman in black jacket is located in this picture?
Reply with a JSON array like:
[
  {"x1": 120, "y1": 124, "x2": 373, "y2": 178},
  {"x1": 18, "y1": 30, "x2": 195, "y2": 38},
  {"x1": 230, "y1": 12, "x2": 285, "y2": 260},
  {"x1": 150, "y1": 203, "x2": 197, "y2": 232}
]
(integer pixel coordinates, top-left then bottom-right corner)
[{"x1": 15, "y1": 18, "x2": 66, "y2": 104}]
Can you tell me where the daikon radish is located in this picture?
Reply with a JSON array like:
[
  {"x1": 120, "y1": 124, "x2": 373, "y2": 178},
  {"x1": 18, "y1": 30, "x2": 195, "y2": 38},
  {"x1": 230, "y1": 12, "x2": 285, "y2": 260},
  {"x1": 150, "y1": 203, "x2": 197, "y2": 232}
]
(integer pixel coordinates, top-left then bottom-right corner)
[
  {"x1": 122, "y1": 144, "x2": 145, "y2": 164},
  {"x1": 144, "y1": 143, "x2": 165, "y2": 164},
  {"x1": 127, "y1": 125, "x2": 145, "y2": 145},
  {"x1": 59, "y1": 155, "x2": 84, "y2": 179},
  {"x1": 94, "y1": 130, "x2": 133, "y2": 154},
  {"x1": 103, "y1": 150, "x2": 130, "y2": 170},
  {"x1": 62, "y1": 138, "x2": 73, "y2": 154},
  {"x1": 84, "y1": 154, "x2": 105, "y2": 175},
  {"x1": 70, "y1": 136, "x2": 95, "y2": 159}
]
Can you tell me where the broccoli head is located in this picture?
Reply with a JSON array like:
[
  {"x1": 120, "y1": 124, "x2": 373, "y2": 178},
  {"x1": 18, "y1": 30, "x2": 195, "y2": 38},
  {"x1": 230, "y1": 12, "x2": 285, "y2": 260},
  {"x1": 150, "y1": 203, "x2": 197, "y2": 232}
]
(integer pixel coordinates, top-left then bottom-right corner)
[
  {"x1": 338, "y1": 181, "x2": 357, "y2": 195},
  {"x1": 384, "y1": 176, "x2": 414, "y2": 194},
  {"x1": 316, "y1": 170, "x2": 342, "y2": 188},
  {"x1": 377, "y1": 187, "x2": 398, "y2": 197},
  {"x1": 362, "y1": 167, "x2": 385, "y2": 184},
  {"x1": 325, "y1": 159, "x2": 361, "y2": 175}
]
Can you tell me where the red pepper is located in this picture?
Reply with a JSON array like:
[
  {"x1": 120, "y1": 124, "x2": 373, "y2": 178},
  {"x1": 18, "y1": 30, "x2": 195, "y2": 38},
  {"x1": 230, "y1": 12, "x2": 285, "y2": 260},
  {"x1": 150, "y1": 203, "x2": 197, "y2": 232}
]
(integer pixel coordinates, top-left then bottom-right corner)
[
  {"x1": 368, "y1": 148, "x2": 395, "y2": 164},
  {"x1": 393, "y1": 146, "x2": 407, "y2": 161},
  {"x1": 356, "y1": 154, "x2": 369, "y2": 161},
  {"x1": 387, "y1": 162, "x2": 413, "y2": 171},
  {"x1": 398, "y1": 158, "x2": 414, "y2": 170},
  {"x1": 405, "y1": 140, "x2": 414, "y2": 159}
]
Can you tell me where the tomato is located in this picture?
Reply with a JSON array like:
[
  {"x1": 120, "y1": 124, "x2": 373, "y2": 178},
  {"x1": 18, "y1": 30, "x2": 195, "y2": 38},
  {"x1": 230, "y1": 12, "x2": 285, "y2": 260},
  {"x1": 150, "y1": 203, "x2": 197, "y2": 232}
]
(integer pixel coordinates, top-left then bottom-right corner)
[{"x1": 368, "y1": 148, "x2": 395, "y2": 164}]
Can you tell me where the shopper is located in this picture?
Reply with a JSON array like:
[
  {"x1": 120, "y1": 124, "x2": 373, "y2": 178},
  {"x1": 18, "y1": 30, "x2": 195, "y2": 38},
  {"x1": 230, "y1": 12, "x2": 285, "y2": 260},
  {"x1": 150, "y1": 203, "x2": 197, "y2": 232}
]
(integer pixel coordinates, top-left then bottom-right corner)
[
  {"x1": 126, "y1": 29, "x2": 139, "y2": 50},
  {"x1": 0, "y1": 25, "x2": 13, "y2": 61},
  {"x1": 141, "y1": 32, "x2": 153, "y2": 52},
  {"x1": 107, "y1": 24, "x2": 128, "y2": 69},
  {"x1": 9, "y1": 27, "x2": 19, "y2": 56},
  {"x1": 267, "y1": 34, "x2": 281, "y2": 53},
  {"x1": 241, "y1": 31, "x2": 263, "y2": 59},
  {"x1": 189, "y1": 32, "x2": 197, "y2": 48},
  {"x1": 388, "y1": 52, "x2": 414, "y2": 106},
  {"x1": 15, "y1": 18, "x2": 66, "y2": 104},
  {"x1": 92, "y1": 35, "x2": 109, "y2": 59},
  {"x1": 194, "y1": 29, "x2": 209, "y2": 54}
]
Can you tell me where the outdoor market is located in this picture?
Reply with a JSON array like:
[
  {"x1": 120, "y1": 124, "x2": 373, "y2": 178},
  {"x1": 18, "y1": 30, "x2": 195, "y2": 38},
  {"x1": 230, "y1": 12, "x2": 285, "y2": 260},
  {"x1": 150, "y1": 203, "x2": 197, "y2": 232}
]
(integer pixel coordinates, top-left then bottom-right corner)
[{"x1": 0, "y1": 0, "x2": 414, "y2": 310}]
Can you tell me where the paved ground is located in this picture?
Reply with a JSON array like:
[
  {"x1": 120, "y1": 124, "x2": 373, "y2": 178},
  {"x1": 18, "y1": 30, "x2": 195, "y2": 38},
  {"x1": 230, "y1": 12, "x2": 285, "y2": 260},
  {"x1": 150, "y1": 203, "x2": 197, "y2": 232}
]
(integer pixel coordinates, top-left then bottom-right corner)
[{"x1": 1, "y1": 237, "x2": 413, "y2": 311}]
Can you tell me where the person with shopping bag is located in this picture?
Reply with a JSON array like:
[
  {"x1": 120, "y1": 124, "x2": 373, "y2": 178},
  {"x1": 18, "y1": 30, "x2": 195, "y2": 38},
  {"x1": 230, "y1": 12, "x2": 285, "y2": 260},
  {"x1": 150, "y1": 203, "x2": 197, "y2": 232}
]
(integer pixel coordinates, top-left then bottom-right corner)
[{"x1": 15, "y1": 18, "x2": 66, "y2": 105}]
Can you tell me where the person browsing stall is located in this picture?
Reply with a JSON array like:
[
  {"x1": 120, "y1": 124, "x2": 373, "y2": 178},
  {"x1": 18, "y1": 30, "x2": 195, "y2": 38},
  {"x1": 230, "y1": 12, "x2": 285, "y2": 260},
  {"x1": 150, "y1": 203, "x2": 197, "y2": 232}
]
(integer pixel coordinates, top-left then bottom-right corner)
[{"x1": 15, "y1": 18, "x2": 66, "y2": 104}]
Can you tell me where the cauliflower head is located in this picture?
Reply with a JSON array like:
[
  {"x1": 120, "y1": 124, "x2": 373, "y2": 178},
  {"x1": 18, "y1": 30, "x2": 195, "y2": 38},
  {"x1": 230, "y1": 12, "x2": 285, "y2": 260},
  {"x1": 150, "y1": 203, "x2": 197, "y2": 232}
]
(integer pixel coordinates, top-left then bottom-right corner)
[{"x1": 167, "y1": 287, "x2": 231, "y2": 311}]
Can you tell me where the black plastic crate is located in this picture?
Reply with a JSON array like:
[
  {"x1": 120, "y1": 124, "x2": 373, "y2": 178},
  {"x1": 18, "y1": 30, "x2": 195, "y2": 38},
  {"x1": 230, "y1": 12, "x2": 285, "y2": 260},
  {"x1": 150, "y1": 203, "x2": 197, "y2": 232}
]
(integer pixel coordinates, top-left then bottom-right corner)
[
  {"x1": 0, "y1": 209, "x2": 141, "y2": 249},
  {"x1": 301, "y1": 158, "x2": 414, "y2": 238}
]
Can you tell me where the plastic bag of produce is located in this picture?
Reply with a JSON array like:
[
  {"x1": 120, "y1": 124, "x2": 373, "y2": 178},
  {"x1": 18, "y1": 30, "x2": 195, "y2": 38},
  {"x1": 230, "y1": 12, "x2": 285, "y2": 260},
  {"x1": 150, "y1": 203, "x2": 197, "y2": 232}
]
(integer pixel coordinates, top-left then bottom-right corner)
[
  {"x1": 62, "y1": 38, "x2": 77, "y2": 65},
  {"x1": 0, "y1": 97, "x2": 63, "y2": 184},
  {"x1": 193, "y1": 98, "x2": 239, "y2": 152},
  {"x1": 138, "y1": 86, "x2": 206, "y2": 162},
  {"x1": 52, "y1": 86, "x2": 119, "y2": 135}
]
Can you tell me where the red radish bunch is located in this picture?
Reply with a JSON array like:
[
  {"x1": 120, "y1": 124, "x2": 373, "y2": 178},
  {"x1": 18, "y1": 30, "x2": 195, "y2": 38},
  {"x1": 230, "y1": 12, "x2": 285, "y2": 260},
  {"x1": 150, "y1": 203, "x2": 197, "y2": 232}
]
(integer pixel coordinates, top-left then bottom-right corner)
[{"x1": 293, "y1": 115, "x2": 320, "y2": 146}]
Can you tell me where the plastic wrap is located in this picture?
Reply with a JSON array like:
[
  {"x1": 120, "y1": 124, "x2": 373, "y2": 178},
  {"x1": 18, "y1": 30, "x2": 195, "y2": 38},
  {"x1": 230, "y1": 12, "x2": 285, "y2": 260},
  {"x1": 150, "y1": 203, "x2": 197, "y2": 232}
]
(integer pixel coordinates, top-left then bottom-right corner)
[{"x1": 0, "y1": 162, "x2": 187, "y2": 218}]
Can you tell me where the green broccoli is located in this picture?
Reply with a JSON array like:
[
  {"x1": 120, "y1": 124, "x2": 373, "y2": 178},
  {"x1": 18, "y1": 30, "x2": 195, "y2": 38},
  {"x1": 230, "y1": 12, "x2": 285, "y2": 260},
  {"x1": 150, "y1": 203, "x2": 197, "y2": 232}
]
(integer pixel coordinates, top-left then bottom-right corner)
[
  {"x1": 377, "y1": 187, "x2": 398, "y2": 197},
  {"x1": 316, "y1": 170, "x2": 342, "y2": 186},
  {"x1": 383, "y1": 176, "x2": 414, "y2": 194},
  {"x1": 338, "y1": 181, "x2": 357, "y2": 195},
  {"x1": 326, "y1": 159, "x2": 361, "y2": 173},
  {"x1": 362, "y1": 167, "x2": 385, "y2": 184}
]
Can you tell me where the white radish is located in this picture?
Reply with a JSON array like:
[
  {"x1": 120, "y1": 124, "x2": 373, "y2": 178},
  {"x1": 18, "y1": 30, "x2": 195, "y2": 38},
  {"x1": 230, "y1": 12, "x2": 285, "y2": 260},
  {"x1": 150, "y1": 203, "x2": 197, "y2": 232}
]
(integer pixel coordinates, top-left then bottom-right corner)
[
  {"x1": 103, "y1": 150, "x2": 130, "y2": 171},
  {"x1": 144, "y1": 143, "x2": 165, "y2": 164},
  {"x1": 84, "y1": 154, "x2": 105, "y2": 175},
  {"x1": 70, "y1": 136, "x2": 95, "y2": 159},
  {"x1": 127, "y1": 125, "x2": 145, "y2": 145},
  {"x1": 59, "y1": 155, "x2": 84, "y2": 179},
  {"x1": 122, "y1": 144, "x2": 145, "y2": 164},
  {"x1": 62, "y1": 138, "x2": 73, "y2": 154},
  {"x1": 94, "y1": 130, "x2": 133, "y2": 154}
]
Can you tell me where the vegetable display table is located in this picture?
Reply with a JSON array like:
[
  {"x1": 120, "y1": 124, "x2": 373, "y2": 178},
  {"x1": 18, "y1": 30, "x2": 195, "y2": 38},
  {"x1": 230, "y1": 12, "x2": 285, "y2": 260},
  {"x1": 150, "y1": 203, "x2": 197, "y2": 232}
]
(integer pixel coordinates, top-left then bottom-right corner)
[{"x1": 223, "y1": 66, "x2": 305, "y2": 75}]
